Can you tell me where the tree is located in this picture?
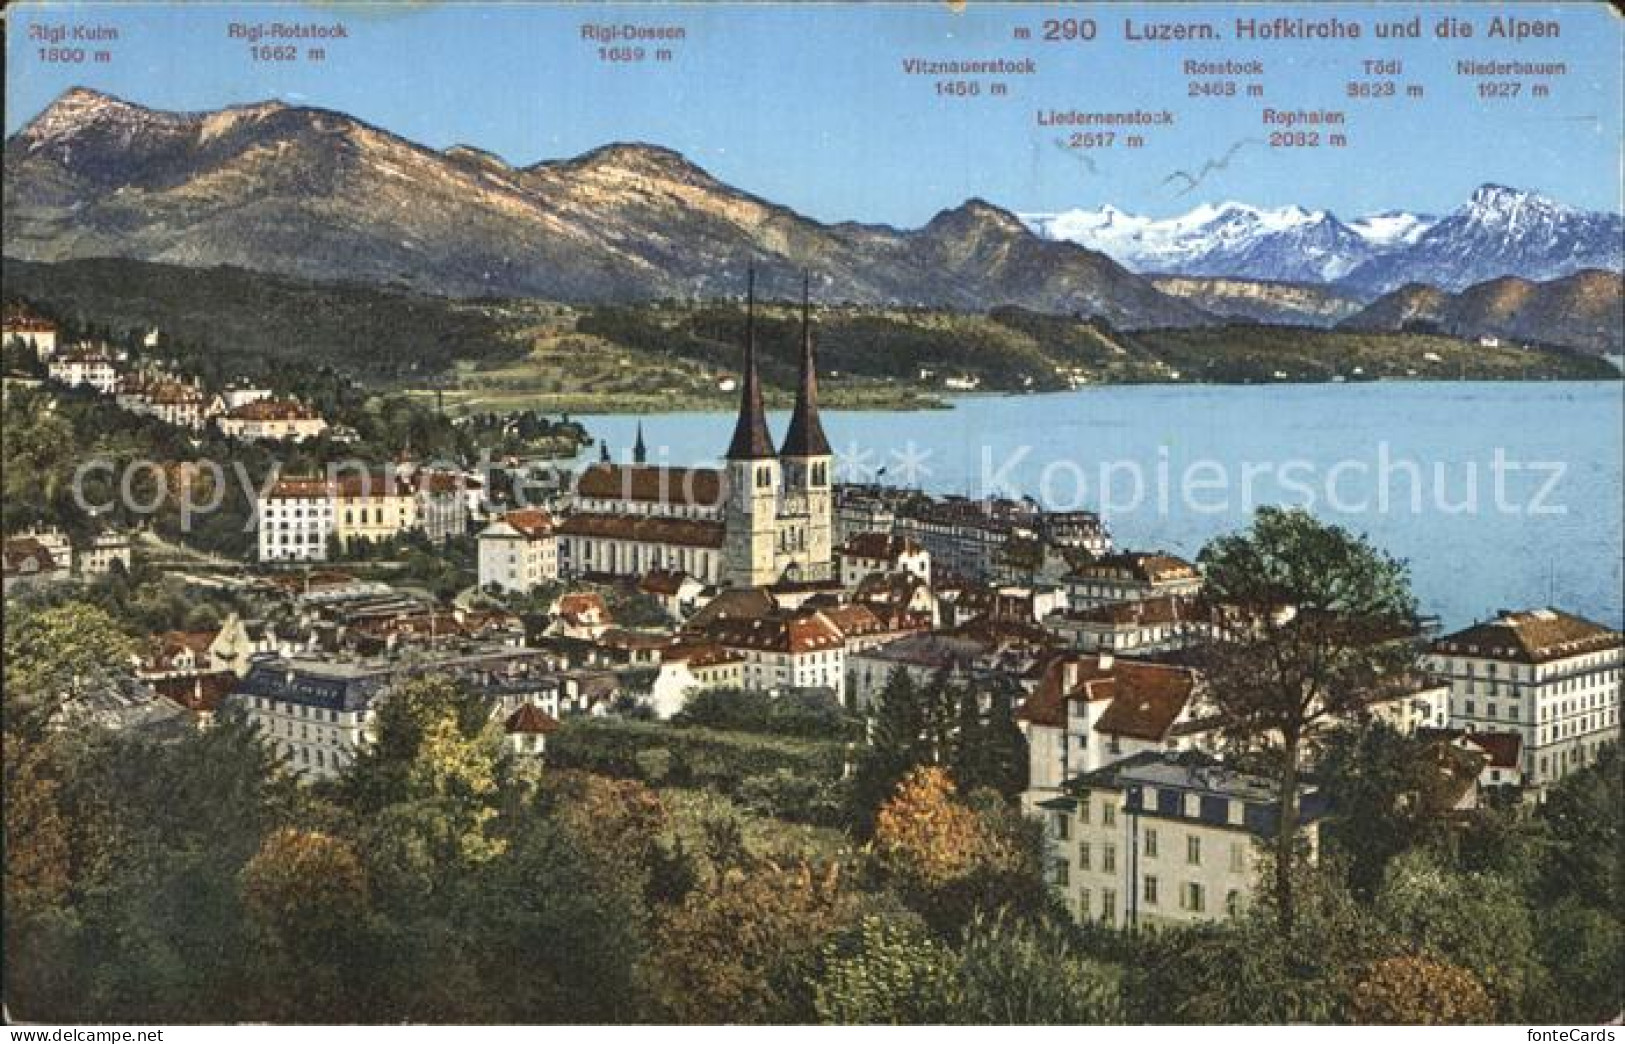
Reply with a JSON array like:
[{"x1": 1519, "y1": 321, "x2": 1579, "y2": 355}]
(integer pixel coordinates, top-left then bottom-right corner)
[
  {"x1": 1537, "y1": 897, "x2": 1624, "y2": 1023},
  {"x1": 851, "y1": 667, "x2": 929, "y2": 832},
  {"x1": 980, "y1": 682, "x2": 1029, "y2": 800},
  {"x1": 1316, "y1": 722, "x2": 1459, "y2": 898},
  {"x1": 955, "y1": 910, "x2": 1122, "y2": 1024},
  {"x1": 653, "y1": 859, "x2": 857, "y2": 1023},
  {"x1": 344, "y1": 676, "x2": 509, "y2": 889},
  {"x1": 461, "y1": 815, "x2": 653, "y2": 1023},
  {"x1": 1536, "y1": 744, "x2": 1622, "y2": 916},
  {"x1": 240, "y1": 827, "x2": 374, "y2": 1019},
  {"x1": 2, "y1": 738, "x2": 72, "y2": 910},
  {"x1": 1348, "y1": 955, "x2": 1494, "y2": 1024},
  {"x1": 1198, "y1": 507, "x2": 1418, "y2": 932},
  {"x1": 3, "y1": 602, "x2": 138, "y2": 736},
  {"x1": 1374, "y1": 851, "x2": 1547, "y2": 1020},
  {"x1": 814, "y1": 913, "x2": 961, "y2": 1024},
  {"x1": 540, "y1": 770, "x2": 668, "y2": 908},
  {"x1": 874, "y1": 766, "x2": 986, "y2": 891}
]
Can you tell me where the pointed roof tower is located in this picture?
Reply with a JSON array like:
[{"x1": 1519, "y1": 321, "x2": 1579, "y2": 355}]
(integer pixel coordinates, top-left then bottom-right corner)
[
  {"x1": 781, "y1": 271, "x2": 831, "y2": 458},
  {"x1": 725, "y1": 267, "x2": 777, "y2": 461},
  {"x1": 633, "y1": 421, "x2": 648, "y2": 464}
]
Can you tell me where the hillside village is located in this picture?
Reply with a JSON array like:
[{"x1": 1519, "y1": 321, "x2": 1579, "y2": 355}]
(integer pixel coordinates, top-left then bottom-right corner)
[{"x1": 4, "y1": 289, "x2": 1621, "y2": 1023}]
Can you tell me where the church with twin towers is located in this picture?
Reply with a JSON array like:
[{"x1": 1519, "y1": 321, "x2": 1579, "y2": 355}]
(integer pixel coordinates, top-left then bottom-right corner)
[{"x1": 556, "y1": 269, "x2": 834, "y2": 589}]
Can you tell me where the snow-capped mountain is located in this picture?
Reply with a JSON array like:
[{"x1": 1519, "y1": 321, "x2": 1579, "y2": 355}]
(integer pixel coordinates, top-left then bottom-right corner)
[
  {"x1": 1339, "y1": 184, "x2": 1625, "y2": 295},
  {"x1": 1024, "y1": 201, "x2": 1427, "y2": 283},
  {"x1": 1026, "y1": 184, "x2": 1621, "y2": 294}
]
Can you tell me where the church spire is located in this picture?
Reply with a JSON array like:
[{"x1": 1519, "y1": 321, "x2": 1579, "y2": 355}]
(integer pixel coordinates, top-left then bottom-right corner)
[
  {"x1": 725, "y1": 267, "x2": 776, "y2": 461},
  {"x1": 780, "y1": 270, "x2": 831, "y2": 458},
  {"x1": 633, "y1": 421, "x2": 647, "y2": 464}
]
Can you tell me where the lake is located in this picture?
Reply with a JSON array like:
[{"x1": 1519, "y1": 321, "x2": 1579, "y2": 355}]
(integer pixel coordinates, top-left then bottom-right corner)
[{"x1": 576, "y1": 382, "x2": 1624, "y2": 631}]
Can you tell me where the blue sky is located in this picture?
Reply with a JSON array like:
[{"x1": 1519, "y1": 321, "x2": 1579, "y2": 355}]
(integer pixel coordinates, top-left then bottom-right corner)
[{"x1": 7, "y1": 2, "x2": 1621, "y2": 226}]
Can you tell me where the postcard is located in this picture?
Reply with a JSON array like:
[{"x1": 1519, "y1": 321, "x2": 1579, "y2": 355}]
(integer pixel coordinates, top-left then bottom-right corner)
[{"x1": 3, "y1": 1, "x2": 1621, "y2": 1032}]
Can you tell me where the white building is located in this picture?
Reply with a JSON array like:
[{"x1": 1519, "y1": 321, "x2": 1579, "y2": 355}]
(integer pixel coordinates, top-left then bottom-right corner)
[
  {"x1": 502, "y1": 702, "x2": 561, "y2": 759},
  {"x1": 257, "y1": 477, "x2": 335, "y2": 563},
  {"x1": 697, "y1": 608, "x2": 847, "y2": 699},
  {"x1": 557, "y1": 512, "x2": 725, "y2": 585},
  {"x1": 477, "y1": 508, "x2": 558, "y2": 594},
  {"x1": 216, "y1": 398, "x2": 328, "y2": 441},
  {"x1": 75, "y1": 530, "x2": 133, "y2": 577},
  {"x1": 1044, "y1": 595, "x2": 1216, "y2": 654},
  {"x1": 1423, "y1": 607, "x2": 1622, "y2": 792},
  {"x1": 838, "y1": 532, "x2": 931, "y2": 588},
  {"x1": 3, "y1": 310, "x2": 58, "y2": 360},
  {"x1": 1038, "y1": 750, "x2": 1327, "y2": 928},
  {"x1": 1019, "y1": 653, "x2": 1217, "y2": 803},
  {"x1": 47, "y1": 350, "x2": 119, "y2": 394},
  {"x1": 232, "y1": 660, "x2": 389, "y2": 781},
  {"x1": 643, "y1": 642, "x2": 747, "y2": 719},
  {"x1": 1063, "y1": 551, "x2": 1203, "y2": 608}
]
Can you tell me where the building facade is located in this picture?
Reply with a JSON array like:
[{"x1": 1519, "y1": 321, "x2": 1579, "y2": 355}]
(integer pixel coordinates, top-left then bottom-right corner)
[
  {"x1": 217, "y1": 398, "x2": 329, "y2": 441},
  {"x1": 257, "y1": 478, "x2": 335, "y2": 563},
  {"x1": 1424, "y1": 607, "x2": 1622, "y2": 792},
  {"x1": 477, "y1": 508, "x2": 558, "y2": 594},
  {"x1": 1039, "y1": 751, "x2": 1327, "y2": 928},
  {"x1": 553, "y1": 271, "x2": 834, "y2": 591}
]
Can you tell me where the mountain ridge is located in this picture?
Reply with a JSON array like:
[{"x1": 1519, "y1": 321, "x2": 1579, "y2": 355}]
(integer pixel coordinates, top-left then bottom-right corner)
[
  {"x1": 3, "y1": 87, "x2": 1209, "y2": 327},
  {"x1": 1339, "y1": 268, "x2": 1623, "y2": 354},
  {"x1": 1026, "y1": 184, "x2": 1621, "y2": 295}
]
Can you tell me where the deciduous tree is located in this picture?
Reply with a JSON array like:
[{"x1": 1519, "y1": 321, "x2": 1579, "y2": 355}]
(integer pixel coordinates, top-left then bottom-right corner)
[{"x1": 1198, "y1": 507, "x2": 1418, "y2": 932}]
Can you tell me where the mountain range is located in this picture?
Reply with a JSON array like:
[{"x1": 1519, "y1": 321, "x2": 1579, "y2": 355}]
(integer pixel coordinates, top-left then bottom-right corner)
[
  {"x1": 1025, "y1": 185, "x2": 1623, "y2": 295},
  {"x1": 2, "y1": 88, "x2": 1206, "y2": 329},
  {"x1": 5, "y1": 88, "x2": 1620, "y2": 355},
  {"x1": 1339, "y1": 269, "x2": 1624, "y2": 355}
]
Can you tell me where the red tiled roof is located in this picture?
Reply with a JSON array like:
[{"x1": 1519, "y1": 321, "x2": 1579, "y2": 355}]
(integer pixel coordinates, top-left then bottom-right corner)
[
  {"x1": 664, "y1": 641, "x2": 746, "y2": 668},
  {"x1": 576, "y1": 463, "x2": 722, "y2": 507},
  {"x1": 500, "y1": 508, "x2": 554, "y2": 539},
  {"x1": 1018, "y1": 653, "x2": 1197, "y2": 740},
  {"x1": 818, "y1": 603, "x2": 889, "y2": 638},
  {"x1": 1068, "y1": 551, "x2": 1199, "y2": 585},
  {"x1": 227, "y1": 398, "x2": 319, "y2": 421},
  {"x1": 505, "y1": 703, "x2": 561, "y2": 735},
  {"x1": 701, "y1": 609, "x2": 846, "y2": 654},
  {"x1": 151, "y1": 672, "x2": 236, "y2": 714},
  {"x1": 639, "y1": 568, "x2": 691, "y2": 596},
  {"x1": 557, "y1": 512, "x2": 725, "y2": 549},
  {"x1": 1433, "y1": 608, "x2": 1621, "y2": 665},
  {"x1": 683, "y1": 587, "x2": 778, "y2": 631},
  {"x1": 557, "y1": 592, "x2": 610, "y2": 626},
  {"x1": 2, "y1": 538, "x2": 61, "y2": 574}
]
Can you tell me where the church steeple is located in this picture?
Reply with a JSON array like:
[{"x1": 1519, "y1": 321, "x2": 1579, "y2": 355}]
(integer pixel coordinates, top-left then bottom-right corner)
[
  {"x1": 633, "y1": 421, "x2": 647, "y2": 464},
  {"x1": 780, "y1": 271, "x2": 831, "y2": 458},
  {"x1": 725, "y1": 267, "x2": 777, "y2": 461}
]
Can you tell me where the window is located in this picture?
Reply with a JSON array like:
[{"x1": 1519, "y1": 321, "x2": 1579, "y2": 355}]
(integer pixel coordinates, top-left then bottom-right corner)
[
  {"x1": 1182, "y1": 882, "x2": 1205, "y2": 913},
  {"x1": 1102, "y1": 843, "x2": 1116, "y2": 873},
  {"x1": 1226, "y1": 890, "x2": 1242, "y2": 917},
  {"x1": 1229, "y1": 842, "x2": 1246, "y2": 873},
  {"x1": 1052, "y1": 813, "x2": 1071, "y2": 841},
  {"x1": 1078, "y1": 798, "x2": 1090, "y2": 824},
  {"x1": 1078, "y1": 843, "x2": 1090, "y2": 871},
  {"x1": 1187, "y1": 836, "x2": 1202, "y2": 865},
  {"x1": 1144, "y1": 829, "x2": 1158, "y2": 858},
  {"x1": 1143, "y1": 875, "x2": 1159, "y2": 905},
  {"x1": 1103, "y1": 804, "x2": 1116, "y2": 827},
  {"x1": 1102, "y1": 889, "x2": 1117, "y2": 925}
]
